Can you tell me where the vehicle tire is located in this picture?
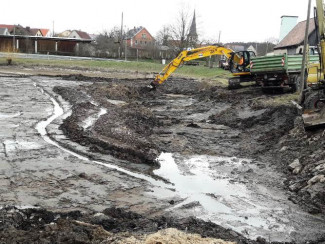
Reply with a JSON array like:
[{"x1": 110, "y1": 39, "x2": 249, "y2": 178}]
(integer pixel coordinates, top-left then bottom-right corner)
[
  {"x1": 304, "y1": 91, "x2": 325, "y2": 110},
  {"x1": 293, "y1": 74, "x2": 307, "y2": 92},
  {"x1": 228, "y1": 77, "x2": 241, "y2": 89}
]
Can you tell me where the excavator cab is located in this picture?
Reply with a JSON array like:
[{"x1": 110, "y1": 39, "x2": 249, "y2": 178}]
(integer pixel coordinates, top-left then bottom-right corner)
[
  {"x1": 229, "y1": 51, "x2": 255, "y2": 74},
  {"x1": 227, "y1": 51, "x2": 256, "y2": 89}
]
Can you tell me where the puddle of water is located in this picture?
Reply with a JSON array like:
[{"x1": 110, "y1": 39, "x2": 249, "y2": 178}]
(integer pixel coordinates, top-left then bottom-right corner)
[
  {"x1": 0, "y1": 112, "x2": 21, "y2": 119},
  {"x1": 237, "y1": 107, "x2": 266, "y2": 119},
  {"x1": 152, "y1": 153, "x2": 325, "y2": 242},
  {"x1": 107, "y1": 99, "x2": 127, "y2": 106},
  {"x1": 83, "y1": 108, "x2": 107, "y2": 129},
  {"x1": 153, "y1": 153, "x2": 247, "y2": 216},
  {"x1": 3, "y1": 140, "x2": 43, "y2": 152}
]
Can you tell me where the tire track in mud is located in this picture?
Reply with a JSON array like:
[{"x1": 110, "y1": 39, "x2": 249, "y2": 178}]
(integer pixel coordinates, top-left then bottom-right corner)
[{"x1": 33, "y1": 82, "x2": 171, "y2": 190}]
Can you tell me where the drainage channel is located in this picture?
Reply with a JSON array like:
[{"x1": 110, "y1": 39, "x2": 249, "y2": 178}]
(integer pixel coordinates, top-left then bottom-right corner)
[{"x1": 33, "y1": 83, "x2": 169, "y2": 189}]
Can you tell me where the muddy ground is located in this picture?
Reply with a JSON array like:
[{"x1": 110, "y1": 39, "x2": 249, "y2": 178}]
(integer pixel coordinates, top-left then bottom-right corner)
[
  {"x1": 56, "y1": 74, "x2": 325, "y2": 214},
  {"x1": 0, "y1": 65, "x2": 325, "y2": 243}
]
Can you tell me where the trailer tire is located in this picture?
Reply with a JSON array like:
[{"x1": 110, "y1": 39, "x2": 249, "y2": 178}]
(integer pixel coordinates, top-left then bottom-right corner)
[{"x1": 293, "y1": 74, "x2": 307, "y2": 92}]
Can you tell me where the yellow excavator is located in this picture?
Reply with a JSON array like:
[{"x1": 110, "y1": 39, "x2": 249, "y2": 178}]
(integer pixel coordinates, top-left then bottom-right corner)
[
  {"x1": 303, "y1": 0, "x2": 325, "y2": 128},
  {"x1": 148, "y1": 45, "x2": 255, "y2": 90}
]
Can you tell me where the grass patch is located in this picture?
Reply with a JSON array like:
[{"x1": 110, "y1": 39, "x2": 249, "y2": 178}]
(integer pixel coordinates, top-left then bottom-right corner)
[
  {"x1": 0, "y1": 56, "x2": 230, "y2": 82},
  {"x1": 254, "y1": 93, "x2": 299, "y2": 107}
]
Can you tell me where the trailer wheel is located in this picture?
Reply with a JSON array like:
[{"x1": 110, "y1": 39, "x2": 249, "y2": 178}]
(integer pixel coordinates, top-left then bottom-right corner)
[{"x1": 293, "y1": 74, "x2": 307, "y2": 92}]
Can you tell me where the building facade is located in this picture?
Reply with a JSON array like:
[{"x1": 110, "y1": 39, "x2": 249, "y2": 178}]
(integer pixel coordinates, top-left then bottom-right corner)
[{"x1": 125, "y1": 27, "x2": 155, "y2": 58}]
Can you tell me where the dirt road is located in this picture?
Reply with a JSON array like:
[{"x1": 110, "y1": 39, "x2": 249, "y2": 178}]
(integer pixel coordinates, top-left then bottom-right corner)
[{"x1": 0, "y1": 66, "x2": 325, "y2": 243}]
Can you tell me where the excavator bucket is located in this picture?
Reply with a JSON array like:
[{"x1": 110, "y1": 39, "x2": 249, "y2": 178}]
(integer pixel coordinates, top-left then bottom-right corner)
[{"x1": 303, "y1": 109, "x2": 325, "y2": 129}]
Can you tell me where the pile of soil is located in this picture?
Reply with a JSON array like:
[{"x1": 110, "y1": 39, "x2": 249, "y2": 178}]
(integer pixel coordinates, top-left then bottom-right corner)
[{"x1": 0, "y1": 206, "x2": 262, "y2": 244}]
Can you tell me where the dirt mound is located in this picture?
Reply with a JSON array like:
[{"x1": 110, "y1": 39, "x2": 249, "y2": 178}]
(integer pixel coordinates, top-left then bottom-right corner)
[
  {"x1": 0, "y1": 207, "x2": 259, "y2": 244},
  {"x1": 54, "y1": 73, "x2": 114, "y2": 83}
]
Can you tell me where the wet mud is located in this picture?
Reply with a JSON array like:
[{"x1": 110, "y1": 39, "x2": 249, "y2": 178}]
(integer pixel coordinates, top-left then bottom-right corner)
[
  {"x1": 56, "y1": 75, "x2": 325, "y2": 238},
  {"x1": 53, "y1": 75, "x2": 325, "y2": 242},
  {"x1": 1, "y1": 67, "x2": 325, "y2": 243}
]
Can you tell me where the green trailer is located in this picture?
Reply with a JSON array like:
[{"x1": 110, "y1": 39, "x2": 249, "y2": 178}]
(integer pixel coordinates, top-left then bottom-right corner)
[{"x1": 249, "y1": 54, "x2": 319, "y2": 91}]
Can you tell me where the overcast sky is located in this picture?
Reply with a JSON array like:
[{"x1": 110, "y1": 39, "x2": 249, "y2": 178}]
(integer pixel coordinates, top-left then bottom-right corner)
[{"x1": 2, "y1": 0, "x2": 316, "y2": 43}]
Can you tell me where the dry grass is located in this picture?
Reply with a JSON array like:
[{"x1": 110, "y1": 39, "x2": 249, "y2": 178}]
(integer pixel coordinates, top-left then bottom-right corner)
[
  {"x1": 105, "y1": 84, "x2": 140, "y2": 100},
  {"x1": 103, "y1": 228, "x2": 236, "y2": 244},
  {"x1": 251, "y1": 93, "x2": 299, "y2": 108}
]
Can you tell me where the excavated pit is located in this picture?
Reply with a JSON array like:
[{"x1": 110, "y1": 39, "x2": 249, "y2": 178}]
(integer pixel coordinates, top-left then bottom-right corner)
[
  {"x1": 1, "y1": 70, "x2": 325, "y2": 243},
  {"x1": 53, "y1": 75, "x2": 325, "y2": 242}
]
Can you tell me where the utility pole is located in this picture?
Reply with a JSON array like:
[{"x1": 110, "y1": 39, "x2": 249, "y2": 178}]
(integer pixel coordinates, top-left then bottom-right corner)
[
  {"x1": 125, "y1": 35, "x2": 127, "y2": 61},
  {"x1": 214, "y1": 31, "x2": 222, "y2": 68},
  {"x1": 53, "y1": 21, "x2": 55, "y2": 37},
  {"x1": 120, "y1": 12, "x2": 123, "y2": 59},
  {"x1": 13, "y1": 24, "x2": 16, "y2": 52},
  {"x1": 299, "y1": 0, "x2": 312, "y2": 104},
  {"x1": 137, "y1": 49, "x2": 139, "y2": 62}
]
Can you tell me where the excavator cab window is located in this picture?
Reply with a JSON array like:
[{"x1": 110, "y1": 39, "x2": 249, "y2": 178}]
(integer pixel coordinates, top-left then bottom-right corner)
[{"x1": 231, "y1": 51, "x2": 254, "y2": 73}]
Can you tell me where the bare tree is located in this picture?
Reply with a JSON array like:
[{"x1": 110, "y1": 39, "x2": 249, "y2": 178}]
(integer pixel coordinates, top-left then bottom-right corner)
[
  {"x1": 95, "y1": 27, "x2": 121, "y2": 58},
  {"x1": 155, "y1": 7, "x2": 194, "y2": 56},
  {"x1": 156, "y1": 25, "x2": 171, "y2": 46},
  {"x1": 169, "y1": 9, "x2": 191, "y2": 54}
]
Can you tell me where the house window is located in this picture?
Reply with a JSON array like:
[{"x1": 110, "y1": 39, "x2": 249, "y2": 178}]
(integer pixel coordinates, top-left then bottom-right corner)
[
  {"x1": 142, "y1": 33, "x2": 146, "y2": 39},
  {"x1": 135, "y1": 40, "x2": 138, "y2": 44},
  {"x1": 140, "y1": 41, "x2": 143, "y2": 44},
  {"x1": 145, "y1": 41, "x2": 147, "y2": 45}
]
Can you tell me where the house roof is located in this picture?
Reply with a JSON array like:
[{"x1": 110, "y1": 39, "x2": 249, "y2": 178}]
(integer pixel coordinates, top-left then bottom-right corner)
[
  {"x1": 0, "y1": 28, "x2": 9, "y2": 35},
  {"x1": 74, "y1": 30, "x2": 91, "y2": 40},
  {"x1": 29, "y1": 28, "x2": 39, "y2": 36},
  {"x1": 0, "y1": 24, "x2": 50, "y2": 36},
  {"x1": 58, "y1": 30, "x2": 71, "y2": 37},
  {"x1": 40, "y1": 29, "x2": 50, "y2": 36},
  {"x1": 0, "y1": 24, "x2": 14, "y2": 32},
  {"x1": 125, "y1": 26, "x2": 143, "y2": 39},
  {"x1": 275, "y1": 18, "x2": 316, "y2": 49}
]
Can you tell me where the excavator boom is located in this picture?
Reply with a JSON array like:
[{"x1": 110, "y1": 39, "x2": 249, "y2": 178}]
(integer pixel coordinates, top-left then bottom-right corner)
[{"x1": 150, "y1": 45, "x2": 243, "y2": 88}]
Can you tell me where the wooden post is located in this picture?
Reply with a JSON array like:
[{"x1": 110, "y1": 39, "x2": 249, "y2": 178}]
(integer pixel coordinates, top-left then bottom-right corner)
[
  {"x1": 120, "y1": 12, "x2": 123, "y2": 59},
  {"x1": 35, "y1": 40, "x2": 38, "y2": 54}
]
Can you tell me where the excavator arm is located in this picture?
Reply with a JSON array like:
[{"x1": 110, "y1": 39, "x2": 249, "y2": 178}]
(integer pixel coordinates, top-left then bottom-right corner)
[{"x1": 150, "y1": 45, "x2": 242, "y2": 89}]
